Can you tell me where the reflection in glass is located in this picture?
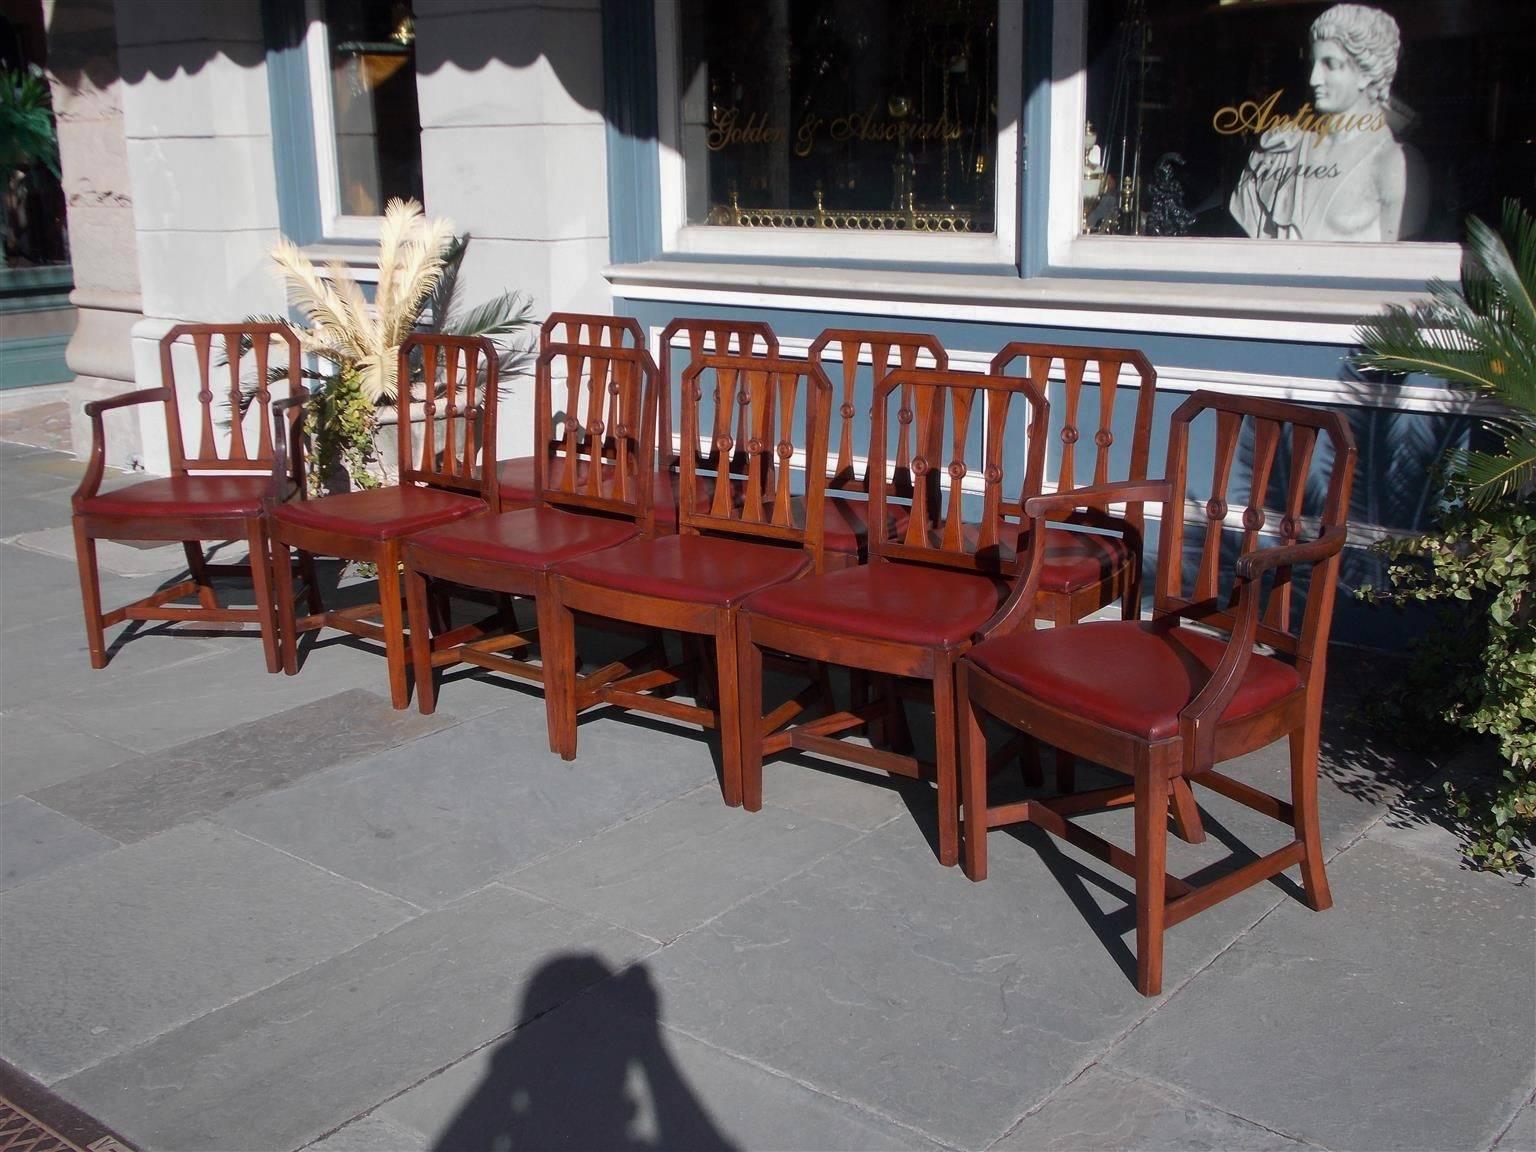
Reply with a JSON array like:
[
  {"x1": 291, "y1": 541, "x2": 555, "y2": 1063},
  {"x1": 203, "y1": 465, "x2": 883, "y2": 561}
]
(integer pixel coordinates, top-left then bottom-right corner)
[
  {"x1": 678, "y1": 0, "x2": 999, "y2": 233},
  {"x1": 324, "y1": 0, "x2": 422, "y2": 217}
]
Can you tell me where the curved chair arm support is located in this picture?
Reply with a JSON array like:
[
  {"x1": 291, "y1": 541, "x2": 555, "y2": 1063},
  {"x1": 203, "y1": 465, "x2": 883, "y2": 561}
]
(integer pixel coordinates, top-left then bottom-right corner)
[
  {"x1": 970, "y1": 511, "x2": 1049, "y2": 642},
  {"x1": 1023, "y1": 480, "x2": 1172, "y2": 520},
  {"x1": 269, "y1": 390, "x2": 317, "y2": 505},
  {"x1": 1236, "y1": 525, "x2": 1349, "y2": 580},
  {"x1": 1177, "y1": 525, "x2": 1350, "y2": 775},
  {"x1": 74, "y1": 387, "x2": 174, "y2": 504}
]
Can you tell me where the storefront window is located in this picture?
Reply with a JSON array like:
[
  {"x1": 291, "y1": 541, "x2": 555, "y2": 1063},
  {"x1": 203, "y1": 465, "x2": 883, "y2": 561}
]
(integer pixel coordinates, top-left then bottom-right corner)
[
  {"x1": 1079, "y1": 0, "x2": 1534, "y2": 244},
  {"x1": 308, "y1": 0, "x2": 422, "y2": 229},
  {"x1": 676, "y1": 0, "x2": 999, "y2": 236}
]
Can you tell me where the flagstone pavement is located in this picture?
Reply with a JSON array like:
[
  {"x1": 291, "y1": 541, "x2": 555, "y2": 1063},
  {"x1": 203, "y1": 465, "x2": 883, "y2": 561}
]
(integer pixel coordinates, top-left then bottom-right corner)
[{"x1": 1, "y1": 437, "x2": 1532, "y2": 1152}]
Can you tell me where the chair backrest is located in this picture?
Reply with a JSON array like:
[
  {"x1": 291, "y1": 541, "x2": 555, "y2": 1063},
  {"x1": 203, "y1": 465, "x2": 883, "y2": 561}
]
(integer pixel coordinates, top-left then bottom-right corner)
[
  {"x1": 990, "y1": 341, "x2": 1157, "y2": 539},
  {"x1": 809, "y1": 329, "x2": 947, "y2": 496},
  {"x1": 1155, "y1": 391, "x2": 1357, "y2": 670},
  {"x1": 678, "y1": 354, "x2": 832, "y2": 567},
  {"x1": 534, "y1": 333, "x2": 658, "y2": 529},
  {"x1": 868, "y1": 367, "x2": 1049, "y2": 574},
  {"x1": 160, "y1": 323, "x2": 303, "y2": 475},
  {"x1": 395, "y1": 333, "x2": 500, "y2": 502},
  {"x1": 541, "y1": 313, "x2": 644, "y2": 351},
  {"x1": 658, "y1": 318, "x2": 779, "y2": 474}
]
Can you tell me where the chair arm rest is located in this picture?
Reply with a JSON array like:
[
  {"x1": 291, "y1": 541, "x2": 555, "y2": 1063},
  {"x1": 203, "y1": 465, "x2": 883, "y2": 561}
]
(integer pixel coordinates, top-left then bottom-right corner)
[
  {"x1": 1024, "y1": 480, "x2": 1171, "y2": 519},
  {"x1": 82, "y1": 386, "x2": 172, "y2": 419},
  {"x1": 970, "y1": 513, "x2": 1049, "y2": 642},
  {"x1": 1236, "y1": 526, "x2": 1349, "y2": 580},
  {"x1": 269, "y1": 387, "x2": 315, "y2": 503},
  {"x1": 74, "y1": 387, "x2": 174, "y2": 502}
]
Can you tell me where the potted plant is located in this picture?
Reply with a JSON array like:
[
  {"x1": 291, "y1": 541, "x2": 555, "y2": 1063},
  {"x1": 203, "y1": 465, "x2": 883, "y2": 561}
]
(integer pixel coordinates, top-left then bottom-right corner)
[
  {"x1": 260, "y1": 197, "x2": 533, "y2": 493},
  {"x1": 1353, "y1": 197, "x2": 1535, "y2": 872}
]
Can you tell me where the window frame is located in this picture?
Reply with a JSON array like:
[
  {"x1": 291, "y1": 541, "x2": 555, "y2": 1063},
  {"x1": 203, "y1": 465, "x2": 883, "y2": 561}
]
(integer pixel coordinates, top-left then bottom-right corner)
[
  {"x1": 653, "y1": 0, "x2": 1023, "y2": 267},
  {"x1": 1043, "y1": 2, "x2": 1461, "y2": 282}
]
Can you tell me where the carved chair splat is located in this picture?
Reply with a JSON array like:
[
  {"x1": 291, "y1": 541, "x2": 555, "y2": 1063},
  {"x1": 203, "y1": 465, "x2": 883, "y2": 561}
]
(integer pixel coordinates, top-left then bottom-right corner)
[
  {"x1": 958, "y1": 390, "x2": 1357, "y2": 995},
  {"x1": 71, "y1": 322, "x2": 309, "y2": 672},
  {"x1": 267, "y1": 333, "x2": 499, "y2": 708}
]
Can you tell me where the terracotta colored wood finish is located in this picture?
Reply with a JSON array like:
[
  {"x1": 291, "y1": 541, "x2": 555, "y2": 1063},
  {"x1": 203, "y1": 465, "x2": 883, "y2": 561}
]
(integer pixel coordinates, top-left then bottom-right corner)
[
  {"x1": 401, "y1": 323, "x2": 660, "y2": 715},
  {"x1": 958, "y1": 390, "x2": 1358, "y2": 995},
  {"x1": 805, "y1": 329, "x2": 947, "y2": 567},
  {"x1": 738, "y1": 363, "x2": 1051, "y2": 866},
  {"x1": 267, "y1": 333, "x2": 500, "y2": 708},
  {"x1": 657, "y1": 317, "x2": 779, "y2": 478},
  {"x1": 546, "y1": 354, "x2": 834, "y2": 805},
  {"x1": 990, "y1": 341, "x2": 1157, "y2": 624},
  {"x1": 71, "y1": 323, "x2": 307, "y2": 671}
]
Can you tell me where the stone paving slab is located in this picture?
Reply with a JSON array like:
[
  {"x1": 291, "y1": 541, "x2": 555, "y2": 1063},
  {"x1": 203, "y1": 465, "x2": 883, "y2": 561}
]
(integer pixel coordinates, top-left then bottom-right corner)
[
  {"x1": 0, "y1": 712, "x2": 138, "y2": 800},
  {"x1": 30, "y1": 688, "x2": 456, "y2": 843},
  {"x1": 307, "y1": 1111, "x2": 431, "y2": 1152},
  {"x1": 0, "y1": 494, "x2": 72, "y2": 539},
  {"x1": 992, "y1": 1063, "x2": 1314, "y2": 1151},
  {"x1": 599, "y1": 815, "x2": 1286, "y2": 1152},
  {"x1": 379, "y1": 981, "x2": 944, "y2": 1152},
  {"x1": 0, "y1": 820, "x2": 415, "y2": 1083},
  {"x1": 25, "y1": 639, "x2": 392, "y2": 754},
  {"x1": 52, "y1": 885, "x2": 655, "y2": 1152},
  {"x1": 218, "y1": 706, "x2": 716, "y2": 909},
  {"x1": 0, "y1": 797, "x2": 119, "y2": 891},
  {"x1": 506, "y1": 785, "x2": 860, "y2": 942},
  {"x1": 1494, "y1": 1096, "x2": 1536, "y2": 1152},
  {"x1": 0, "y1": 542, "x2": 164, "y2": 631},
  {"x1": 1109, "y1": 835, "x2": 1536, "y2": 1152},
  {"x1": 12, "y1": 526, "x2": 198, "y2": 577},
  {"x1": 758, "y1": 753, "x2": 927, "y2": 831}
]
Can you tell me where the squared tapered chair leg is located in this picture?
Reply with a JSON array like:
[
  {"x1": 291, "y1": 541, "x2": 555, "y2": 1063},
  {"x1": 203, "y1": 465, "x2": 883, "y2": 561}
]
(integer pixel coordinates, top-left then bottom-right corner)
[
  {"x1": 246, "y1": 520, "x2": 281, "y2": 674},
  {"x1": 539, "y1": 588, "x2": 580, "y2": 760},
  {"x1": 958, "y1": 676, "x2": 989, "y2": 882},
  {"x1": 376, "y1": 547, "x2": 410, "y2": 709},
  {"x1": 713, "y1": 613, "x2": 745, "y2": 809},
  {"x1": 405, "y1": 563, "x2": 438, "y2": 716},
  {"x1": 1291, "y1": 721, "x2": 1334, "y2": 911},
  {"x1": 1134, "y1": 758, "x2": 1169, "y2": 997},
  {"x1": 181, "y1": 540, "x2": 220, "y2": 610},
  {"x1": 932, "y1": 663, "x2": 960, "y2": 868},
  {"x1": 72, "y1": 520, "x2": 107, "y2": 669},
  {"x1": 270, "y1": 537, "x2": 301, "y2": 676},
  {"x1": 736, "y1": 614, "x2": 765, "y2": 812}
]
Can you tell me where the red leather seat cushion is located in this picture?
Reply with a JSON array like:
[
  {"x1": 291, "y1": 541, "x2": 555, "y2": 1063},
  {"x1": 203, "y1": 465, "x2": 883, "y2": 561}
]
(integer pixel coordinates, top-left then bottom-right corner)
[
  {"x1": 967, "y1": 620, "x2": 1302, "y2": 741},
  {"x1": 744, "y1": 563, "x2": 1010, "y2": 649},
  {"x1": 1039, "y1": 527, "x2": 1132, "y2": 593},
  {"x1": 76, "y1": 475, "x2": 271, "y2": 518},
  {"x1": 497, "y1": 457, "x2": 702, "y2": 529},
  {"x1": 556, "y1": 534, "x2": 810, "y2": 608},
  {"x1": 406, "y1": 506, "x2": 638, "y2": 572},
  {"x1": 272, "y1": 486, "x2": 484, "y2": 541}
]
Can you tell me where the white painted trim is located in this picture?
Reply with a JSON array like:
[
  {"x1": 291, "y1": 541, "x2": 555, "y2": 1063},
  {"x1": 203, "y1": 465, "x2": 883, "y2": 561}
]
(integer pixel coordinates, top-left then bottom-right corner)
[
  {"x1": 652, "y1": 0, "x2": 1021, "y2": 267},
  {"x1": 610, "y1": 260, "x2": 1429, "y2": 344},
  {"x1": 305, "y1": 3, "x2": 383, "y2": 241},
  {"x1": 1044, "y1": 4, "x2": 1462, "y2": 283},
  {"x1": 650, "y1": 327, "x2": 1485, "y2": 416}
]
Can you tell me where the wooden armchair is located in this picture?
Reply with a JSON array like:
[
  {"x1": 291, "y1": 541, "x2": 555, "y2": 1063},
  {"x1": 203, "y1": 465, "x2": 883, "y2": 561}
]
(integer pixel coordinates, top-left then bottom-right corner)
[
  {"x1": 268, "y1": 333, "x2": 498, "y2": 708},
  {"x1": 737, "y1": 364, "x2": 1050, "y2": 867},
  {"x1": 806, "y1": 329, "x2": 947, "y2": 567},
  {"x1": 72, "y1": 323, "x2": 307, "y2": 671},
  {"x1": 989, "y1": 341, "x2": 1157, "y2": 624},
  {"x1": 544, "y1": 354, "x2": 833, "y2": 806},
  {"x1": 957, "y1": 391, "x2": 1357, "y2": 995},
  {"x1": 401, "y1": 331, "x2": 659, "y2": 716}
]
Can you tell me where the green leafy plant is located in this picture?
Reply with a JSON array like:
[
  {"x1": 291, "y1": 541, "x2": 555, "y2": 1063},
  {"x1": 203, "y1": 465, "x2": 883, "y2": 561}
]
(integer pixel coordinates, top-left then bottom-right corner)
[
  {"x1": 1353, "y1": 198, "x2": 1536, "y2": 873},
  {"x1": 256, "y1": 198, "x2": 534, "y2": 493},
  {"x1": 2, "y1": 64, "x2": 61, "y2": 264}
]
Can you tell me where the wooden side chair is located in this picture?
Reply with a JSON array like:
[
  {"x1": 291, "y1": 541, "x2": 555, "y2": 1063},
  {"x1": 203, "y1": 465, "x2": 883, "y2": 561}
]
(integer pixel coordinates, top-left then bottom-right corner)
[
  {"x1": 72, "y1": 322, "x2": 307, "y2": 671},
  {"x1": 990, "y1": 341, "x2": 1157, "y2": 624},
  {"x1": 400, "y1": 335, "x2": 659, "y2": 715},
  {"x1": 807, "y1": 329, "x2": 948, "y2": 567},
  {"x1": 737, "y1": 365, "x2": 1050, "y2": 867},
  {"x1": 268, "y1": 333, "x2": 498, "y2": 708},
  {"x1": 497, "y1": 314, "x2": 643, "y2": 511},
  {"x1": 957, "y1": 391, "x2": 1358, "y2": 995},
  {"x1": 544, "y1": 354, "x2": 833, "y2": 806}
]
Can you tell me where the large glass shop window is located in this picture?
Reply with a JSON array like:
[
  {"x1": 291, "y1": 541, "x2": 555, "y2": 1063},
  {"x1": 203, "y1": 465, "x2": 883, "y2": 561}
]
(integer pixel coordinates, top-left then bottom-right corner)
[
  {"x1": 322, "y1": 0, "x2": 423, "y2": 217},
  {"x1": 677, "y1": 0, "x2": 999, "y2": 234},
  {"x1": 1080, "y1": 0, "x2": 1535, "y2": 243}
]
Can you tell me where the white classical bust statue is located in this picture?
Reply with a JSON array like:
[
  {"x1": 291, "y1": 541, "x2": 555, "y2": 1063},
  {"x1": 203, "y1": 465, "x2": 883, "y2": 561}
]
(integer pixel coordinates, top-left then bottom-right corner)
[{"x1": 1229, "y1": 3, "x2": 1427, "y2": 242}]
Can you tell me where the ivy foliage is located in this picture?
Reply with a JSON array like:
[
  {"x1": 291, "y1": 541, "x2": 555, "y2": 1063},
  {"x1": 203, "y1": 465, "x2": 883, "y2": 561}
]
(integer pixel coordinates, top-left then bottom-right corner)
[{"x1": 1353, "y1": 198, "x2": 1536, "y2": 873}]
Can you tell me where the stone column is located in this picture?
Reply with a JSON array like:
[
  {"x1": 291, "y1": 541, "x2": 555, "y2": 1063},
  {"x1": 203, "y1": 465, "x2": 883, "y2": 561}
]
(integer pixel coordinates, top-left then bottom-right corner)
[
  {"x1": 44, "y1": 0, "x2": 145, "y2": 469},
  {"x1": 413, "y1": 0, "x2": 612, "y2": 458}
]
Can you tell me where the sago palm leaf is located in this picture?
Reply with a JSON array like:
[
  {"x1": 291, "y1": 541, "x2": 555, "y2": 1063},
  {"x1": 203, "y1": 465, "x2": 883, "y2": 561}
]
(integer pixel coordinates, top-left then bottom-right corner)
[{"x1": 445, "y1": 290, "x2": 536, "y2": 339}]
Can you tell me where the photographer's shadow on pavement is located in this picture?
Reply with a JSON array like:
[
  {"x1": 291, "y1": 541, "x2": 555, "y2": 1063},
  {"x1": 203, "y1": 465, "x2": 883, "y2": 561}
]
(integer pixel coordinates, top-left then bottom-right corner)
[{"x1": 432, "y1": 955, "x2": 738, "y2": 1152}]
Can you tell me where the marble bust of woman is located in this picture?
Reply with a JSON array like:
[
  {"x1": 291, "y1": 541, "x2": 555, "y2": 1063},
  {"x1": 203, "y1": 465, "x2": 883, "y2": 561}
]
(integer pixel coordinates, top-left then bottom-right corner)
[{"x1": 1229, "y1": 3, "x2": 1427, "y2": 242}]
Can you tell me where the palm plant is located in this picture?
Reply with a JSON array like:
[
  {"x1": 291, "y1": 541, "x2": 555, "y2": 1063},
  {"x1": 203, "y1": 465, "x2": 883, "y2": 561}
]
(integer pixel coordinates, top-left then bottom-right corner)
[
  {"x1": 1351, "y1": 198, "x2": 1535, "y2": 873},
  {"x1": 252, "y1": 197, "x2": 534, "y2": 492},
  {"x1": 1353, "y1": 197, "x2": 1536, "y2": 505}
]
